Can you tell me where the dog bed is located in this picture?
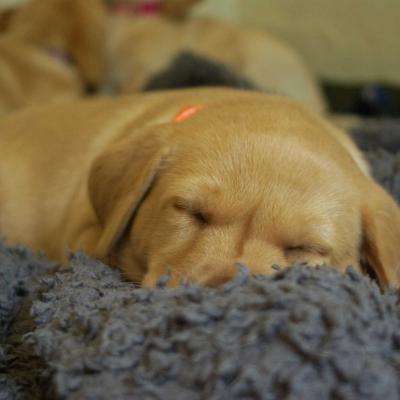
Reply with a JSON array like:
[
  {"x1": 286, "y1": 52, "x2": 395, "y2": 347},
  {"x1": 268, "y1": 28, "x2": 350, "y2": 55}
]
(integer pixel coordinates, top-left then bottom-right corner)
[{"x1": 1, "y1": 118, "x2": 400, "y2": 400}]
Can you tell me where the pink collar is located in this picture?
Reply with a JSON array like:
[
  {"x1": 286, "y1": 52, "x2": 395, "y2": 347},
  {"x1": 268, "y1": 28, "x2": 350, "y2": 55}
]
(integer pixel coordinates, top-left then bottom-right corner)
[{"x1": 111, "y1": 1, "x2": 161, "y2": 16}]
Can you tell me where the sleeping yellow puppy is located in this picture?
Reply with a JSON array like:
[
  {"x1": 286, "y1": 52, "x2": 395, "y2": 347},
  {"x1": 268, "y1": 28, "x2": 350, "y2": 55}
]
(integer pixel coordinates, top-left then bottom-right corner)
[{"x1": 0, "y1": 88, "x2": 399, "y2": 288}]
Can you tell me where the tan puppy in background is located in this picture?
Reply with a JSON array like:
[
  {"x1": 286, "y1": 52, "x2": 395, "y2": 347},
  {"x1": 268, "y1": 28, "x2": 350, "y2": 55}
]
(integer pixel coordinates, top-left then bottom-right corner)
[
  {"x1": 106, "y1": 16, "x2": 327, "y2": 113},
  {"x1": 0, "y1": 36, "x2": 80, "y2": 116},
  {"x1": 5, "y1": 0, "x2": 107, "y2": 90},
  {"x1": 0, "y1": 8, "x2": 15, "y2": 32},
  {"x1": 159, "y1": 0, "x2": 201, "y2": 18},
  {"x1": 0, "y1": 88, "x2": 398, "y2": 288},
  {"x1": 4, "y1": 0, "x2": 325, "y2": 112},
  {"x1": 0, "y1": 0, "x2": 107, "y2": 115}
]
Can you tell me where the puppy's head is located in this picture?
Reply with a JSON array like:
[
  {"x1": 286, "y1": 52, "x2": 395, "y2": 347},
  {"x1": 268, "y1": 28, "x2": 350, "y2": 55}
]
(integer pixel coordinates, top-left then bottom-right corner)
[{"x1": 89, "y1": 101, "x2": 400, "y2": 288}]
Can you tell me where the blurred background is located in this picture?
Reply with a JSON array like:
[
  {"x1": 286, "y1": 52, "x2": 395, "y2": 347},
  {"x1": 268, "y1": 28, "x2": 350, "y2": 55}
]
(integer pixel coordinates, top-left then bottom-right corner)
[
  {"x1": 193, "y1": 0, "x2": 400, "y2": 116},
  {"x1": 1, "y1": 0, "x2": 399, "y2": 117}
]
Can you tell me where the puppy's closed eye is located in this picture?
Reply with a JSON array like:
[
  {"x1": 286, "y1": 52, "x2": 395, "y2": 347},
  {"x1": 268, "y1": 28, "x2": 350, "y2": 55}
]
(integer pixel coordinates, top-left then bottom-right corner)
[
  {"x1": 172, "y1": 199, "x2": 210, "y2": 226},
  {"x1": 284, "y1": 244, "x2": 329, "y2": 257}
]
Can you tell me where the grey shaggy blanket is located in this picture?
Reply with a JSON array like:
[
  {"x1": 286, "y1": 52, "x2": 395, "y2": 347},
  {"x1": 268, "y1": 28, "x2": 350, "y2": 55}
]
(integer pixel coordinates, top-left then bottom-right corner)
[{"x1": 1, "y1": 123, "x2": 400, "y2": 400}]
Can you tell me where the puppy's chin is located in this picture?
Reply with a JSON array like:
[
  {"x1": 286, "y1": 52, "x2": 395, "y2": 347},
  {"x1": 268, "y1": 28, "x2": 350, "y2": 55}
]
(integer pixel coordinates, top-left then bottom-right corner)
[
  {"x1": 140, "y1": 264, "x2": 239, "y2": 288},
  {"x1": 141, "y1": 272, "x2": 180, "y2": 288}
]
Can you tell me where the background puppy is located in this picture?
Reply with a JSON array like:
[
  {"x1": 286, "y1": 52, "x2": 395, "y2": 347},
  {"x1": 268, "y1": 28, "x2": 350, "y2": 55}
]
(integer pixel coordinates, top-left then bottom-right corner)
[
  {"x1": 111, "y1": 0, "x2": 200, "y2": 18},
  {"x1": 3, "y1": 0, "x2": 325, "y2": 112},
  {"x1": 159, "y1": 0, "x2": 201, "y2": 18},
  {"x1": 0, "y1": 36, "x2": 80, "y2": 116},
  {"x1": 0, "y1": 8, "x2": 14, "y2": 32},
  {"x1": 5, "y1": 0, "x2": 107, "y2": 90},
  {"x1": 105, "y1": 12, "x2": 326, "y2": 112},
  {"x1": 0, "y1": 0, "x2": 108, "y2": 115},
  {"x1": 0, "y1": 88, "x2": 398, "y2": 288}
]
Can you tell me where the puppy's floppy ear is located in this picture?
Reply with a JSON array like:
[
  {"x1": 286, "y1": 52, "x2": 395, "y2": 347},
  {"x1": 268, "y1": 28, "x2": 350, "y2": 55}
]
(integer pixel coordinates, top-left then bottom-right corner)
[
  {"x1": 88, "y1": 127, "x2": 170, "y2": 259},
  {"x1": 361, "y1": 182, "x2": 400, "y2": 288}
]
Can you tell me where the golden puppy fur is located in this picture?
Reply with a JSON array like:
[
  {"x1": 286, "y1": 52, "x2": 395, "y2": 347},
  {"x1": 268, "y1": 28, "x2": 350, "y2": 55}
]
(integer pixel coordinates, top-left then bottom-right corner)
[
  {"x1": 0, "y1": 36, "x2": 80, "y2": 116},
  {"x1": 106, "y1": 16, "x2": 326, "y2": 112},
  {"x1": 0, "y1": 88, "x2": 399, "y2": 288},
  {"x1": 0, "y1": 8, "x2": 14, "y2": 32},
  {"x1": 6, "y1": 0, "x2": 107, "y2": 89},
  {"x1": 160, "y1": 0, "x2": 201, "y2": 18}
]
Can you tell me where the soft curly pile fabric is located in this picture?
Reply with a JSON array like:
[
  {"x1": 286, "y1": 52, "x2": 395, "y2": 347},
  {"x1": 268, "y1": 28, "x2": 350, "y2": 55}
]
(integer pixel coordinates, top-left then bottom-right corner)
[
  {"x1": 20, "y1": 258, "x2": 400, "y2": 400},
  {"x1": 0, "y1": 246, "x2": 56, "y2": 400},
  {"x1": 0, "y1": 122, "x2": 400, "y2": 400}
]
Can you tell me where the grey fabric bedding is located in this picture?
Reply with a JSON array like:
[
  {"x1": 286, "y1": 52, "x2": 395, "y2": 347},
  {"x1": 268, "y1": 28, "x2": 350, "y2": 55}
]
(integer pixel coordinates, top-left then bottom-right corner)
[{"x1": 1, "y1": 119, "x2": 400, "y2": 400}]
